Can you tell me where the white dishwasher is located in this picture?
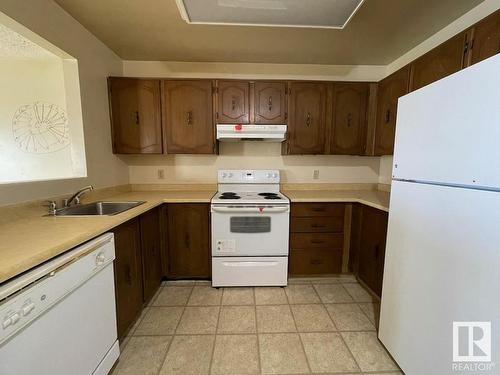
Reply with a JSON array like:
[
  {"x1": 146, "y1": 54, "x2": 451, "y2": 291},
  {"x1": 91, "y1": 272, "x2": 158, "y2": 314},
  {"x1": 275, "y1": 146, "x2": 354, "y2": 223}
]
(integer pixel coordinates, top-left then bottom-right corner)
[{"x1": 0, "y1": 233, "x2": 119, "y2": 375}]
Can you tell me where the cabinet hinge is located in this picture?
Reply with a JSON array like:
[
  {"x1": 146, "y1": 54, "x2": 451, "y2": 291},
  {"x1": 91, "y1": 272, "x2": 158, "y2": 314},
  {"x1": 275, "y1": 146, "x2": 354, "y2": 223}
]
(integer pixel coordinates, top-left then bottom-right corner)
[
  {"x1": 216, "y1": 112, "x2": 219, "y2": 120},
  {"x1": 464, "y1": 40, "x2": 469, "y2": 54}
]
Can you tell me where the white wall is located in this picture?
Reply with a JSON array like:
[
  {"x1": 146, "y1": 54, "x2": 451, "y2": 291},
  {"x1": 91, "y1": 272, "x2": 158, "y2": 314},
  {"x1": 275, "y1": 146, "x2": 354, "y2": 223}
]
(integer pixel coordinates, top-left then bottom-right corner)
[
  {"x1": 0, "y1": 56, "x2": 88, "y2": 183},
  {"x1": 378, "y1": 156, "x2": 393, "y2": 185},
  {"x1": 123, "y1": 60, "x2": 387, "y2": 82},
  {"x1": 125, "y1": 143, "x2": 381, "y2": 184},
  {"x1": 0, "y1": 0, "x2": 127, "y2": 206}
]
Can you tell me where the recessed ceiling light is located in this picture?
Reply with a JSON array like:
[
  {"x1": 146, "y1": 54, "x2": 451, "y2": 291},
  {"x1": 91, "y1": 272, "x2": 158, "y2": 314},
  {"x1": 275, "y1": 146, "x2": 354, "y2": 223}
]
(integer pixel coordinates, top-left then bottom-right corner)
[{"x1": 176, "y1": 0, "x2": 365, "y2": 29}]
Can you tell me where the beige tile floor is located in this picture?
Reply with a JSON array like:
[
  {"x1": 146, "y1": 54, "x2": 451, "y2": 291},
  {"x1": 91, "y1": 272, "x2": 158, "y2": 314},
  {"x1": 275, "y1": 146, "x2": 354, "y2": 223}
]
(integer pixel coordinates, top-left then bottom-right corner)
[{"x1": 112, "y1": 277, "x2": 402, "y2": 375}]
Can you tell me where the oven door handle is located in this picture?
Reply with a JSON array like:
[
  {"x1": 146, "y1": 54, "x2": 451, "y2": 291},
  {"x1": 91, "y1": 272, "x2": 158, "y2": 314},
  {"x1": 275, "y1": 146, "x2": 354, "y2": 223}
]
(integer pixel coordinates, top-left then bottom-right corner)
[{"x1": 211, "y1": 206, "x2": 289, "y2": 213}]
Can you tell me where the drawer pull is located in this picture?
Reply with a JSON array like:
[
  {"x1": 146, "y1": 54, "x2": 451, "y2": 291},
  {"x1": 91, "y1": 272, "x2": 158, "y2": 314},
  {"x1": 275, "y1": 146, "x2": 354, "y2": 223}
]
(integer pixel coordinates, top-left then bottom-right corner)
[
  {"x1": 312, "y1": 208, "x2": 325, "y2": 212},
  {"x1": 311, "y1": 224, "x2": 326, "y2": 228},
  {"x1": 310, "y1": 259, "x2": 324, "y2": 265},
  {"x1": 311, "y1": 240, "x2": 325, "y2": 244}
]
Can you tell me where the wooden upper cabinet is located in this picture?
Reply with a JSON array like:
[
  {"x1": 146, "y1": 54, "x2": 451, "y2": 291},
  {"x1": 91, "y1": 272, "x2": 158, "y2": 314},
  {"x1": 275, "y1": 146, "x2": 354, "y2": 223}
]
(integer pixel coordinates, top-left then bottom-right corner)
[
  {"x1": 162, "y1": 80, "x2": 215, "y2": 154},
  {"x1": 469, "y1": 10, "x2": 500, "y2": 66},
  {"x1": 109, "y1": 78, "x2": 162, "y2": 154},
  {"x1": 374, "y1": 67, "x2": 410, "y2": 156},
  {"x1": 287, "y1": 82, "x2": 327, "y2": 154},
  {"x1": 330, "y1": 83, "x2": 369, "y2": 155},
  {"x1": 217, "y1": 80, "x2": 250, "y2": 124},
  {"x1": 409, "y1": 32, "x2": 467, "y2": 91},
  {"x1": 254, "y1": 81, "x2": 287, "y2": 124}
]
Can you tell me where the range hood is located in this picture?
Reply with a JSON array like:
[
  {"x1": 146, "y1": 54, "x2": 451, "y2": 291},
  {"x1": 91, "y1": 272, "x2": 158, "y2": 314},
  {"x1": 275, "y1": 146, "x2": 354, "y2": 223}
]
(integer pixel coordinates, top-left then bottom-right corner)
[{"x1": 216, "y1": 124, "x2": 287, "y2": 142}]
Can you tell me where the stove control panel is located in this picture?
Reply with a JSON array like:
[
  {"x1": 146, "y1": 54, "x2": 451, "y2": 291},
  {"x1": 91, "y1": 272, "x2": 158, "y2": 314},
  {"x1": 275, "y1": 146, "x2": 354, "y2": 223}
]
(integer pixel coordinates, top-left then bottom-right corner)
[{"x1": 218, "y1": 170, "x2": 280, "y2": 184}]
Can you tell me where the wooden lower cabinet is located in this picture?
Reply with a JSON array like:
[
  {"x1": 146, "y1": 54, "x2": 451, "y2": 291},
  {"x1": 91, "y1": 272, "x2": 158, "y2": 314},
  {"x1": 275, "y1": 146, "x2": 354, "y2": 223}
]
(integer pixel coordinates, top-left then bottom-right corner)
[
  {"x1": 112, "y1": 208, "x2": 164, "y2": 339},
  {"x1": 355, "y1": 205, "x2": 388, "y2": 297},
  {"x1": 140, "y1": 207, "x2": 163, "y2": 302},
  {"x1": 290, "y1": 248, "x2": 343, "y2": 275},
  {"x1": 166, "y1": 203, "x2": 211, "y2": 279},
  {"x1": 289, "y1": 203, "x2": 345, "y2": 276},
  {"x1": 112, "y1": 218, "x2": 143, "y2": 339}
]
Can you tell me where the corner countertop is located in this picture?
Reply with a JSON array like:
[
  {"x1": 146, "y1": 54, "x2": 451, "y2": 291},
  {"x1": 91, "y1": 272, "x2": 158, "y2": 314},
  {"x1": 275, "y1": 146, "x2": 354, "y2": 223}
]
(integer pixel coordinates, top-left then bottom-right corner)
[
  {"x1": 283, "y1": 189, "x2": 390, "y2": 212},
  {"x1": 0, "y1": 185, "x2": 390, "y2": 284}
]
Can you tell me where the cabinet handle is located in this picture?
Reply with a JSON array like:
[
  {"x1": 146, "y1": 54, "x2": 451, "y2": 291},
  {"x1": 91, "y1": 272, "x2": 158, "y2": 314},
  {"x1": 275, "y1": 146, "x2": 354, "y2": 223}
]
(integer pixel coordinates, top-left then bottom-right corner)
[
  {"x1": 311, "y1": 224, "x2": 326, "y2": 228},
  {"x1": 312, "y1": 208, "x2": 325, "y2": 212},
  {"x1": 231, "y1": 97, "x2": 236, "y2": 111},
  {"x1": 134, "y1": 111, "x2": 140, "y2": 125},
  {"x1": 268, "y1": 96, "x2": 273, "y2": 112},
  {"x1": 184, "y1": 234, "x2": 190, "y2": 248},
  {"x1": 385, "y1": 109, "x2": 391, "y2": 124},
  {"x1": 311, "y1": 240, "x2": 325, "y2": 244},
  {"x1": 187, "y1": 111, "x2": 193, "y2": 126},
  {"x1": 306, "y1": 112, "x2": 312, "y2": 127},
  {"x1": 125, "y1": 265, "x2": 132, "y2": 286},
  {"x1": 347, "y1": 113, "x2": 352, "y2": 127},
  {"x1": 310, "y1": 259, "x2": 324, "y2": 265}
]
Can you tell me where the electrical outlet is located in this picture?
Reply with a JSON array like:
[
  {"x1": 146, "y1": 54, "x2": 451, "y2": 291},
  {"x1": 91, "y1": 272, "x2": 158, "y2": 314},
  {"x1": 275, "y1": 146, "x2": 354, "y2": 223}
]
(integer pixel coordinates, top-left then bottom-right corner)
[
  {"x1": 313, "y1": 169, "x2": 320, "y2": 179},
  {"x1": 157, "y1": 169, "x2": 165, "y2": 180}
]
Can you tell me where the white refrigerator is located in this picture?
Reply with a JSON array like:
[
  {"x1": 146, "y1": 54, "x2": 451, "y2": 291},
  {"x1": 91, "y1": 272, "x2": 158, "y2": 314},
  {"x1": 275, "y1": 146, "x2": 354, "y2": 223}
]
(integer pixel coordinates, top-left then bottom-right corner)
[{"x1": 379, "y1": 54, "x2": 500, "y2": 374}]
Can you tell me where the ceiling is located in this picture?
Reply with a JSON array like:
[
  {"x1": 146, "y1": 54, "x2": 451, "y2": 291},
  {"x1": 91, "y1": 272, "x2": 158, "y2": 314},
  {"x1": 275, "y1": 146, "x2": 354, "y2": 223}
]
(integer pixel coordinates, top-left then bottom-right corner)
[{"x1": 54, "y1": 0, "x2": 483, "y2": 65}]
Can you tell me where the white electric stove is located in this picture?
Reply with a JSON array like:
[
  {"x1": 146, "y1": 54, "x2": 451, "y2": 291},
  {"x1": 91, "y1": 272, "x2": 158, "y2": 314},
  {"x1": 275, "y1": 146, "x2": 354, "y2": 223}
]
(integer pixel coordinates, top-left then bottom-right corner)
[{"x1": 211, "y1": 170, "x2": 290, "y2": 287}]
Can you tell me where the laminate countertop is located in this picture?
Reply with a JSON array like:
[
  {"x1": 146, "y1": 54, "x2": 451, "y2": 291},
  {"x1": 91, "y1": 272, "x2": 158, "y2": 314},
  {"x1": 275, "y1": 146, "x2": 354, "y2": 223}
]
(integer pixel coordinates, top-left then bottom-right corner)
[
  {"x1": 282, "y1": 189, "x2": 390, "y2": 212},
  {"x1": 0, "y1": 190, "x2": 215, "y2": 284},
  {"x1": 0, "y1": 187, "x2": 390, "y2": 284}
]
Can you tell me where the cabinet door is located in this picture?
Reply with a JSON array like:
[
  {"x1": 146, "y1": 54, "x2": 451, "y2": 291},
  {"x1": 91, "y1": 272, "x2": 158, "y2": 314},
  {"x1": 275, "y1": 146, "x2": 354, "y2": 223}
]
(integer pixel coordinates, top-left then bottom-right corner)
[
  {"x1": 470, "y1": 10, "x2": 500, "y2": 65},
  {"x1": 140, "y1": 207, "x2": 163, "y2": 303},
  {"x1": 162, "y1": 80, "x2": 215, "y2": 154},
  {"x1": 254, "y1": 81, "x2": 287, "y2": 124},
  {"x1": 374, "y1": 67, "x2": 410, "y2": 156},
  {"x1": 409, "y1": 32, "x2": 467, "y2": 91},
  {"x1": 112, "y1": 218, "x2": 143, "y2": 339},
  {"x1": 217, "y1": 80, "x2": 250, "y2": 124},
  {"x1": 167, "y1": 204, "x2": 210, "y2": 278},
  {"x1": 109, "y1": 78, "x2": 162, "y2": 154},
  {"x1": 330, "y1": 83, "x2": 369, "y2": 155},
  {"x1": 358, "y1": 206, "x2": 388, "y2": 297},
  {"x1": 287, "y1": 82, "x2": 326, "y2": 154}
]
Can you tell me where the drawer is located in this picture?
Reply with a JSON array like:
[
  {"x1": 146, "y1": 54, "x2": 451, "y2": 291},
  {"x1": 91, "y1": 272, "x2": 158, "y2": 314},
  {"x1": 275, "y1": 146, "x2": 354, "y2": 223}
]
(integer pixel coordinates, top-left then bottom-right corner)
[
  {"x1": 289, "y1": 248, "x2": 343, "y2": 275},
  {"x1": 212, "y1": 256, "x2": 288, "y2": 287},
  {"x1": 291, "y1": 233, "x2": 344, "y2": 249},
  {"x1": 291, "y1": 217, "x2": 344, "y2": 233},
  {"x1": 291, "y1": 203, "x2": 345, "y2": 217}
]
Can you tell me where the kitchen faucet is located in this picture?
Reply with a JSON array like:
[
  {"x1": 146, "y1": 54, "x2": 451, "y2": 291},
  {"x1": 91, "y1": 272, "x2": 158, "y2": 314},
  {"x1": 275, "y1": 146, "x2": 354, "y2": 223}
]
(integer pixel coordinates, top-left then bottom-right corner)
[{"x1": 65, "y1": 185, "x2": 94, "y2": 207}]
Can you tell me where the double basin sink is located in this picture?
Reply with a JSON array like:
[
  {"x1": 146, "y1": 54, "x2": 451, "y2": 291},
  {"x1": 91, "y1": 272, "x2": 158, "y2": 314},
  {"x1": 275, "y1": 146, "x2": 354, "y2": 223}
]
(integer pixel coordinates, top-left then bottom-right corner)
[{"x1": 53, "y1": 201, "x2": 145, "y2": 216}]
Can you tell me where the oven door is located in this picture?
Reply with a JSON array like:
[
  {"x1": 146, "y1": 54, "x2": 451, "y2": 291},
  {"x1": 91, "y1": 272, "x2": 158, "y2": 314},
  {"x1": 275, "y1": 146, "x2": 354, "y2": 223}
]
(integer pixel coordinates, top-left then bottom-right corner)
[{"x1": 211, "y1": 205, "x2": 289, "y2": 256}]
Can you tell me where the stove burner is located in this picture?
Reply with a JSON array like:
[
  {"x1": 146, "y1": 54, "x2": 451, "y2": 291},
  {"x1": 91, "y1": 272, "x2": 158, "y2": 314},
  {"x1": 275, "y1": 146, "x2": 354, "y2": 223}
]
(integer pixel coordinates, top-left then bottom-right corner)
[
  {"x1": 219, "y1": 192, "x2": 241, "y2": 199},
  {"x1": 264, "y1": 196, "x2": 282, "y2": 200},
  {"x1": 258, "y1": 192, "x2": 278, "y2": 197}
]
